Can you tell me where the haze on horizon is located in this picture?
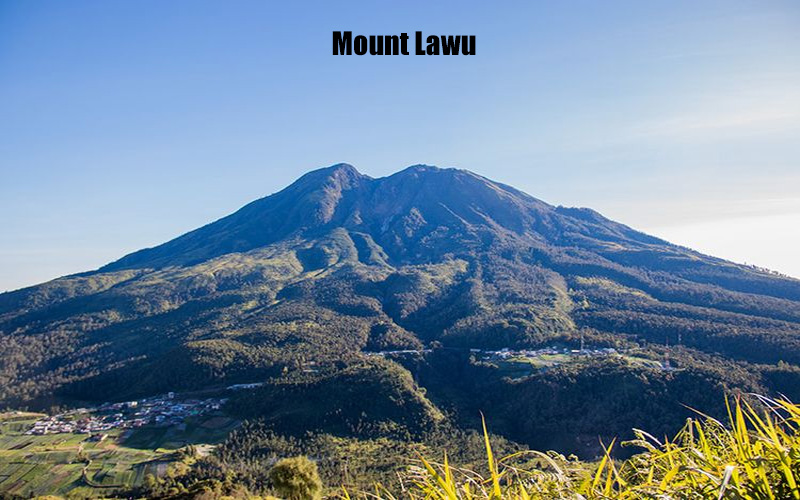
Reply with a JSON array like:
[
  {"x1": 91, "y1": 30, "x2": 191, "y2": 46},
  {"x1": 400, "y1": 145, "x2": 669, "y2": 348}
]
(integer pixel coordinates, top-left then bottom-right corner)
[{"x1": 1, "y1": 0, "x2": 799, "y2": 292}]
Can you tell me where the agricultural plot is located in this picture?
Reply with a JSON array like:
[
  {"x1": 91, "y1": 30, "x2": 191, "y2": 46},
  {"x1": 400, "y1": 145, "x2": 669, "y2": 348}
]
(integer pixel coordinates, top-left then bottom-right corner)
[
  {"x1": 122, "y1": 416, "x2": 238, "y2": 451},
  {"x1": 0, "y1": 412, "x2": 238, "y2": 497},
  {"x1": 491, "y1": 351, "x2": 667, "y2": 379}
]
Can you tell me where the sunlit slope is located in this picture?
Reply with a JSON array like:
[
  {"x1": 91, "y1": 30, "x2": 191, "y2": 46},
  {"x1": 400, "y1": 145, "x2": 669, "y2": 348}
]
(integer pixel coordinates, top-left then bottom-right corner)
[{"x1": 1, "y1": 163, "x2": 799, "y2": 407}]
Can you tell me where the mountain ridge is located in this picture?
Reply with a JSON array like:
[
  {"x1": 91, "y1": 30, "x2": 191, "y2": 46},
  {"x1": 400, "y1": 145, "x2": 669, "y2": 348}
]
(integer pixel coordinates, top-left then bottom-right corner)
[
  {"x1": 99, "y1": 163, "x2": 678, "y2": 273},
  {"x1": 2, "y1": 164, "x2": 800, "y2": 453}
]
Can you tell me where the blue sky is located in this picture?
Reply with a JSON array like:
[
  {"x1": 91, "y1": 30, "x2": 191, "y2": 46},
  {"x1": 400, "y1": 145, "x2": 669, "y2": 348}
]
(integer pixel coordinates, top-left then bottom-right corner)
[{"x1": 1, "y1": 0, "x2": 799, "y2": 291}]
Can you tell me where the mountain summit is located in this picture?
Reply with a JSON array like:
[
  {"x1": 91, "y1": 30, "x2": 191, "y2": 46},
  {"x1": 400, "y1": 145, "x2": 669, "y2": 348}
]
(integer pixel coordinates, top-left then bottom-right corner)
[
  {"x1": 2, "y1": 164, "x2": 800, "y2": 425},
  {"x1": 103, "y1": 163, "x2": 659, "y2": 271}
]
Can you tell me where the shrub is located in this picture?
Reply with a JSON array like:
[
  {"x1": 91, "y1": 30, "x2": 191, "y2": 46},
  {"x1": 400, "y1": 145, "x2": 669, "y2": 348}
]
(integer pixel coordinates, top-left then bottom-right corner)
[{"x1": 269, "y1": 456, "x2": 323, "y2": 500}]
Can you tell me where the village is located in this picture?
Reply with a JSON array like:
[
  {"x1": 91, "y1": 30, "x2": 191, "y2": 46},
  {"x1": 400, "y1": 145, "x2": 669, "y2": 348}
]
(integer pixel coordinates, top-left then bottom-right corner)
[
  {"x1": 25, "y1": 392, "x2": 227, "y2": 437},
  {"x1": 476, "y1": 346, "x2": 619, "y2": 362},
  {"x1": 368, "y1": 345, "x2": 671, "y2": 374},
  {"x1": 367, "y1": 345, "x2": 619, "y2": 360}
]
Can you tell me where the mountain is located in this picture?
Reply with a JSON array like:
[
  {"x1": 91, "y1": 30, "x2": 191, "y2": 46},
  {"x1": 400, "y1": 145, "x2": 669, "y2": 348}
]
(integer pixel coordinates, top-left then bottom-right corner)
[{"x1": 2, "y1": 163, "x2": 800, "y2": 453}]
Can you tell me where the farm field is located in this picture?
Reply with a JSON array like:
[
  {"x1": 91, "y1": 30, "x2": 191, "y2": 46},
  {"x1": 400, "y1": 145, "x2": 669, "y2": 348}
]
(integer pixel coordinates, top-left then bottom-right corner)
[
  {"x1": 492, "y1": 350, "x2": 666, "y2": 378},
  {"x1": 0, "y1": 411, "x2": 238, "y2": 498}
]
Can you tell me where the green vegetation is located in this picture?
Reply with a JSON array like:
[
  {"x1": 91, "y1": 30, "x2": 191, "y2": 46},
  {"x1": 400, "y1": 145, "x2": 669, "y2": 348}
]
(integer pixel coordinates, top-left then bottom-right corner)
[
  {"x1": 203, "y1": 419, "x2": 519, "y2": 493},
  {"x1": 390, "y1": 347, "x2": 775, "y2": 457},
  {"x1": 0, "y1": 412, "x2": 235, "y2": 498},
  {"x1": 225, "y1": 358, "x2": 443, "y2": 440},
  {"x1": 0, "y1": 414, "x2": 158, "y2": 497},
  {"x1": 269, "y1": 456, "x2": 323, "y2": 500},
  {"x1": 108, "y1": 394, "x2": 800, "y2": 499},
  {"x1": 489, "y1": 350, "x2": 662, "y2": 378},
  {"x1": 346, "y1": 396, "x2": 800, "y2": 499}
]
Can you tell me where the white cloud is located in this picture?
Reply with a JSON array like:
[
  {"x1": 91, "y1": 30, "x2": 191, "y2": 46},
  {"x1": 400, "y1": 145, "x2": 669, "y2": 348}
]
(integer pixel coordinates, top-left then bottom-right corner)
[
  {"x1": 646, "y1": 211, "x2": 800, "y2": 279},
  {"x1": 630, "y1": 79, "x2": 800, "y2": 141}
]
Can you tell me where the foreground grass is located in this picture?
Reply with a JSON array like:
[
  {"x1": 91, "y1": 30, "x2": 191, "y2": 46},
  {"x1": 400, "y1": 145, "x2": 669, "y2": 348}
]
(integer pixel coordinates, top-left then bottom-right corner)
[{"x1": 347, "y1": 396, "x2": 800, "y2": 499}]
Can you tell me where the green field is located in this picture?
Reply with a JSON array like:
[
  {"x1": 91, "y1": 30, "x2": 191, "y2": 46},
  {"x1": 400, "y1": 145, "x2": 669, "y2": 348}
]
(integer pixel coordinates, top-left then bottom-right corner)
[
  {"x1": 0, "y1": 411, "x2": 238, "y2": 498},
  {"x1": 493, "y1": 351, "x2": 665, "y2": 378}
]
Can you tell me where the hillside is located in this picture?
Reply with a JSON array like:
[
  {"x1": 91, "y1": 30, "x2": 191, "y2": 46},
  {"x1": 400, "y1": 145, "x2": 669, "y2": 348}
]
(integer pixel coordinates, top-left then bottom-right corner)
[{"x1": 2, "y1": 163, "x2": 800, "y2": 455}]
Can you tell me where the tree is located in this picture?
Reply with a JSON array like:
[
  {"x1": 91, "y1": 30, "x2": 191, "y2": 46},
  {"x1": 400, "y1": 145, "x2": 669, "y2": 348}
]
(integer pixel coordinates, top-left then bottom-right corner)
[{"x1": 268, "y1": 456, "x2": 323, "y2": 500}]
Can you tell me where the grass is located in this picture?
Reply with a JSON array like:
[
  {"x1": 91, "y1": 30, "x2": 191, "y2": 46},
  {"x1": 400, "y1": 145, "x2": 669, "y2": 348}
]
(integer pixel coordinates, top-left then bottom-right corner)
[{"x1": 344, "y1": 395, "x2": 800, "y2": 499}]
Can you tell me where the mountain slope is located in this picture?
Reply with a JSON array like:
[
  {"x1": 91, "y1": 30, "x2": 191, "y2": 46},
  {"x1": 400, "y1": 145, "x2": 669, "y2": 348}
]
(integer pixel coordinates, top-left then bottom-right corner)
[{"x1": 2, "y1": 164, "x2": 800, "y2": 450}]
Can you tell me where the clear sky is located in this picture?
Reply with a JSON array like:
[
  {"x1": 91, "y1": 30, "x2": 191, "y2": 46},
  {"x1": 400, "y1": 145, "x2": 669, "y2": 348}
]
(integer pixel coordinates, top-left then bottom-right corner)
[{"x1": 1, "y1": 0, "x2": 799, "y2": 292}]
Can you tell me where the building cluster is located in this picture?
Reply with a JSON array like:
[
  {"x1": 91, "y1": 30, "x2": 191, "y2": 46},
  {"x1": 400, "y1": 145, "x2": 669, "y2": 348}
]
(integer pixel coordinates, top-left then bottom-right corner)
[
  {"x1": 26, "y1": 393, "x2": 226, "y2": 436},
  {"x1": 478, "y1": 346, "x2": 618, "y2": 361},
  {"x1": 367, "y1": 346, "x2": 617, "y2": 361},
  {"x1": 226, "y1": 382, "x2": 264, "y2": 391},
  {"x1": 365, "y1": 349, "x2": 433, "y2": 357}
]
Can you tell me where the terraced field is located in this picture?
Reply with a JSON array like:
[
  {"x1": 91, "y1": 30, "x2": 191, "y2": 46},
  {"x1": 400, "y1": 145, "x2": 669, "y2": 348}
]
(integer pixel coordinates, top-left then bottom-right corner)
[{"x1": 0, "y1": 412, "x2": 238, "y2": 497}]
